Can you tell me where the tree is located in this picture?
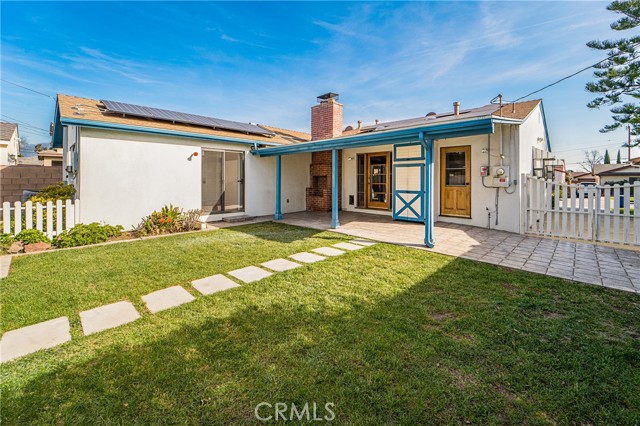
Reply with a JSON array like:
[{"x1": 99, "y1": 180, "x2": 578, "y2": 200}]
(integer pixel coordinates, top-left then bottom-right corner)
[
  {"x1": 580, "y1": 149, "x2": 604, "y2": 173},
  {"x1": 604, "y1": 148, "x2": 611, "y2": 163},
  {"x1": 34, "y1": 143, "x2": 44, "y2": 152},
  {"x1": 586, "y1": 1, "x2": 640, "y2": 147},
  {"x1": 617, "y1": 148, "x2": 623, "y2": 163}
]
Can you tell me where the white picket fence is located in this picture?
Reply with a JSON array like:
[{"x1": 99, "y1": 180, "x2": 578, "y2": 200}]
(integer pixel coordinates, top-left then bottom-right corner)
[
  {"x1": 0, "y1": 199, "x2": 79, "y2": 238},
  {"x1": 523, "y1": 175, "x2": 639, "y2": 246}
]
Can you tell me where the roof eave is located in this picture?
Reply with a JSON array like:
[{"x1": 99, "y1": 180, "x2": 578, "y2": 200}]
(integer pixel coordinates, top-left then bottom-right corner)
[{"x1": 58, "y1": 117, "x2": 283, "y2": 147}]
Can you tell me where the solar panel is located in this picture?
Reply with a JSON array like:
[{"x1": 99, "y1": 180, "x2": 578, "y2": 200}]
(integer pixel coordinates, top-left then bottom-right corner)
[{"x1": 100, "y1": 100, "x2": 275, "y2": 137}]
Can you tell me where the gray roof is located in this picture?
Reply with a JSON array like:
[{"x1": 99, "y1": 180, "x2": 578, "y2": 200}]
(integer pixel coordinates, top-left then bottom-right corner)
[
  {"x1": 0, "y1": 122, "x2": 17, "y2": 141},
  {"x1": 594, "y1": 163, "x2": 640, "y2": 176}
]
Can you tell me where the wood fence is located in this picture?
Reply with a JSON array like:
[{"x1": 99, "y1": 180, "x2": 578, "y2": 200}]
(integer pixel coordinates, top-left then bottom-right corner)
[{"x1": 1, "y1": 200, "x2": 79, "y2": 238}]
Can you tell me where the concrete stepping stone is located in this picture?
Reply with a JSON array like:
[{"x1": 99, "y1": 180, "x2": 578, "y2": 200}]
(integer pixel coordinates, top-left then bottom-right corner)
[
  {"x1": 0, "y1": 317, "x2": 71, "y2": 363},
  {"x1": 228, "y1": 266, "x2": 272, "y2": 283},
  {"x1": 192, "y1": 274, "x2": 240, "y2": 295},
  {"x1": 0, "y1": 256, "x2": 11, "y2": 279},
  {"x1": 312, "y1": 247, "x2": 345, "y2": 257},
  {"x1": 350, "y1": 239, "x2": 377, "y2": 247},
  {"x1": 333, "y1": 242, "x2": 365, "y2": 251},
  {"x1": 80, "y1": 301, "x2": 141, "y2": 336},
  {"x1": 142, "y1": 286, "x2": 195, "y2": 313},
  {"x1": 261, "y1": 258, "x2": 302, "y2": 272},
  {"x1": 289, "y1": 252, "x2": 326, "y2": 264}
]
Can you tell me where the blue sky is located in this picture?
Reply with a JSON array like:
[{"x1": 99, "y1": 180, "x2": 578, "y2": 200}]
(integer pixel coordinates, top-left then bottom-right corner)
[{"x1": 1, "y1": 1, "x2": 638, "y2": 168}]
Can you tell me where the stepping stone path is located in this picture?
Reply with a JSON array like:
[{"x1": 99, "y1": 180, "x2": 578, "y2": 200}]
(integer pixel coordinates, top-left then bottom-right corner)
[
  {"x1": 289, "y1": 252, "x2": 326, "y2": 264},
  {"x1": 142, "y1": 286, "x2": 195, "y2": 313},
  {"x1": 261, "y1": 258, "x2": 302, "y2": 272},
  {"x1": 0, "y1": 317, "x2": 71, "y2": 363},
  {"x1": 80, "y1": 301, "x2": 140, "y2": 336},
  {"x1": 312, "y1": 247, "x2": 345, "y2": 257},
  {"x1": 1, "y1": 239, "x2": 379, "y2": 362},
  {"x1": 228, "y1": 266, "x2": 272, "y2": 283},
  {"x1": 333, "y1": 242, "x2": 365, "y2": 251},
  {"x1": 349, "y1": 239, "x2": 377, "y2": 247},
  {"x1": 192, "y1": 274, "x2": 240, "y2": 295}
]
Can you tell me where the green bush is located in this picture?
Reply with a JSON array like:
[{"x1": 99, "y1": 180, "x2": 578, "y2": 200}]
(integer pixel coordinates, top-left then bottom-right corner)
[
  {"x1": 15, "y1": 229, "x2": 50, "y2": 245},
  {"x1": 136, "y1": 205, "x2": 184, "y2": 236},
  {"x1": 30, "y1": 182, "x2": 76, "y2": 203},
  {"x1": 1, "y1": 233, "x2": 15, "y2": 253},
  {"x1": 52, "y1": 223, "x2": 123, "y2": 248}
]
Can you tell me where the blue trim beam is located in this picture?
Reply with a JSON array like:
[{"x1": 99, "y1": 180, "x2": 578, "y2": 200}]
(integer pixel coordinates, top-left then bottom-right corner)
[
  {"x1": 419, "y1": 133, "x2": 435, "y2": 248},
  {"x1": 331, "y1": 148, "x2": 340, "y2": 229}
]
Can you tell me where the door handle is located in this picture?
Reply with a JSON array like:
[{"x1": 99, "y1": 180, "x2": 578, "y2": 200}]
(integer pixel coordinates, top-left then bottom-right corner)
[{"x1": 465, "y1": 182, "x2": 470, "y2": 185}]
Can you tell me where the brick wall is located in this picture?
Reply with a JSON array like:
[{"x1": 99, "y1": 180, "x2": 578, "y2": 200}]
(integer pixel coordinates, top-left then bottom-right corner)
[
  {"x1": 311, "y1": 98, "x2": 343, "y2": 140},
  {"x1": 0, "y1": 165, "x2": 63, "y2": 203},
  {"x1": 306, "y1": 150, "x2": 342, "y2": 211}
]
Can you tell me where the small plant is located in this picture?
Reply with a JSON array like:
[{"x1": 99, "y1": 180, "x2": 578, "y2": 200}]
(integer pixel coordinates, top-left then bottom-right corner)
[
  {"x1": 15, "y1": 229, "x2": 50, "y2": 245},
  {"x1": 0, "y1": 233, "x2": 15, "y2": 253},
  {"x1": 30, "y1": 182, "x2": 76, "y2": 203},
  {"x1": 182, "y1": 209, "x2": 203, "y2": 231},
  {"x1": 136, "y1": 205, "x2": 183, "y2": 235},
  {"x1": 52, "y1": 223, "x2": 123, "y2": 248}
]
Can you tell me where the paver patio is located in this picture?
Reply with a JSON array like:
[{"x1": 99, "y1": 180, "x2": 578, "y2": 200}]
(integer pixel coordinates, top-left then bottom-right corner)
[
  {"x1": 228, "y1": 266, "x2": 273, "y2": 283},
  {"x1": 79, "y1": 301, "x2": 140, "y2": 335},
  {"x1": 0, "y1": 317, "x2": 71, "y2": 363},
  {"x1": 192, "y1": 274, "x2": 241, "y2": 295},
  {"x1": 280, "y1": 211, "x2": 640, "y2": 293},
  {"x1": 142, "y1": 286, "x2": 195, "y2": 313},
  {"x1": 261, "y1": 258, "x2": 303, "y2": 272}
]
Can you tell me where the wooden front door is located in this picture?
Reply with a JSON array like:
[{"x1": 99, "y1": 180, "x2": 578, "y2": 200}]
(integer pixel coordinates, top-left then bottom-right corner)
[
  {"x1": 440, "y1": 146, "x2": 471, "y2": 217},
  {"x1": 366, "y1": 152, "x2": 391, "y2": 209}
]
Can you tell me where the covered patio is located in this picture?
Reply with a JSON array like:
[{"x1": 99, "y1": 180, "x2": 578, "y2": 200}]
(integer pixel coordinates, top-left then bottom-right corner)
[{"x1": 278, "y1": 211, "x2": 640, "y2": 293}]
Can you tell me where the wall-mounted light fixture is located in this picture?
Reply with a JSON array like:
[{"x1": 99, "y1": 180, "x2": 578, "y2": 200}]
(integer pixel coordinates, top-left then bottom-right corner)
[
  {"x1": 188, "y1": 151, "x2": 199, "y2": 161},
  {"x1": 347, "y1": 156, "x2": 353, "y2": 161}
]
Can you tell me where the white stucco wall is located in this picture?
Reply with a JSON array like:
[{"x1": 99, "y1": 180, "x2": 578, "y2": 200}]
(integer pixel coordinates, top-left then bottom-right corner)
[
  {"x1": 75, "y1": 128, "x2": 310, "y2": 228},
  {"x1": 0, "y1": 128, "x2": 20, "y2": 166}
]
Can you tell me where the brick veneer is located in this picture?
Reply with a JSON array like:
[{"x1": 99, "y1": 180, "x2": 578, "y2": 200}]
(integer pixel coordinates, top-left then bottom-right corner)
[
  {"x1": 311, "y1": 98, "x2": 343, "y2": 141},
  {"x1": 306, "y1": 150, "x2": 342, "y2": 212},
  {"x1": 0, "y1": 165, "x2": 63, "y2": 203}
]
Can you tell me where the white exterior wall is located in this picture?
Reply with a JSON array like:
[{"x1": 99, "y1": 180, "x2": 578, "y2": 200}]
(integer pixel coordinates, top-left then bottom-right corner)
[{"x1": 74, "y1": 128, "x2": 310, "y2": 228}]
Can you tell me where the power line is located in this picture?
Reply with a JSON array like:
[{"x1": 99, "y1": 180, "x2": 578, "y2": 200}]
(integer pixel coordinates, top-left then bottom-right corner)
[
  {"x1": 513, "y1": 42, "x2": 640, "y2": 102},
  {"x1": 0, "y1": 79, "x2": 54, "y2": 100},
  {"x1": 0, "y1": 114, "x2": 50, "y2": 133}
]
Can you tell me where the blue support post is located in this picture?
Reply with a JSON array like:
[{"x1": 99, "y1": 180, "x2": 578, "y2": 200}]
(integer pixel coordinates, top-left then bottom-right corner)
[
  {"x1": 275, "y1": 155, "x2": 283, "y2": 220},
  {"x1": 419, "y1": 133, "x2": 435, "y2": 248},
  {"x1": 331, "y1": 148, "x2": 340, "y2": 229}
]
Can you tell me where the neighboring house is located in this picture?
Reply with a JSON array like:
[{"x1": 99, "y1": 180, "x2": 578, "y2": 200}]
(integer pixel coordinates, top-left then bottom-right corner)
[
  {"x1": 593, "y1": 163, "x2": 640, "y2": 185},
  {"x1": 570, "y1": 171, "x2": 599, "y2": 185},
  {"x1": 0, "y1": 122, "x2": 20, "y2": 166},
  {"x1": 37, "y1": 149, "x2": 63, "y2": 166},
  {"x1": 52, "y1": 93, "x2": 551, "y2": 245}
]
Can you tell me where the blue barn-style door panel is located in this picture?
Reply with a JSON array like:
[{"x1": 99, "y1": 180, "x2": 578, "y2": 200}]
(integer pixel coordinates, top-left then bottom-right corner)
[{"x1": 393, "y1": 143, "x2": 425, "y2": 222}]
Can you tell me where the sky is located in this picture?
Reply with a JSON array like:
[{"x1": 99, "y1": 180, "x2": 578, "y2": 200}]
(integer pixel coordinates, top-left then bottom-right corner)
[{"x1": 1, "y1": 1, "x2": 638, "y2": 169}]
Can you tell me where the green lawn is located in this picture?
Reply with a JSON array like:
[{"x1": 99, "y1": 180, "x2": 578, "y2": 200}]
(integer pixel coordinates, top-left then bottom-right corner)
[{"x1": 1, "y1": 223, "x2": 639, "y2": 424}]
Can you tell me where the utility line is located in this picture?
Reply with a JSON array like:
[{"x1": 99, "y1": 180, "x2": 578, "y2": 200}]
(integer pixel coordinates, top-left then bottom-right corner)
[
  {"x1": 513, "y1": 41, "x2": 640, "y2": 102},
  {"x1": 0, "y1": 78, "x2": 54, "y2": 99},
  {"x1": 0, "y1": 114, "x2": 50, "y2": 133}
]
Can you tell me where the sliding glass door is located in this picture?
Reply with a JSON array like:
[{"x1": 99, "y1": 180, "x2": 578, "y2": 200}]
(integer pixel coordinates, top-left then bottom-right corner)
[{"x1": 201, "y1": 150, "x2": 245, "y2": 214}]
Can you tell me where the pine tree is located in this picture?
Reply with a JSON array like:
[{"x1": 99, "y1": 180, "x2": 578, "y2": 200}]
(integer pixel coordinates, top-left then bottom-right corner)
[
  {"x1": 616, "y1": 149, "x2": 622, "y2": 163},
  {"x1": 604, "y1": 149, "x2": 611, "y2": 163},
  {"x1": 586, "y1": 1, "x2": 640, "y2": 147}
]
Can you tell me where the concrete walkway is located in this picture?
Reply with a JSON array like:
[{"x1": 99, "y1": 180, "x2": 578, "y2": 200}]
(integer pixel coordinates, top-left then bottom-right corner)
[{"x1": 280, "y1": 211, "x2": 640, "y2": 294}]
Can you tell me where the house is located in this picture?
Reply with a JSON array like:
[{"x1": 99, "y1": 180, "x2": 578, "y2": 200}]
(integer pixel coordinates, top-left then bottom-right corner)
[
  {"x1": 0, "y1": 122, "x2": 20, "y2": 166},
  {"x1": 52, "y1": 93, "x2": 551, "y2": 246},
  {"x1": 593, "y1": 163, "x2": 640, "y2": 185},
  {"x1": 570, "y1": 171, "x2": 599, "y2": 185},
  {"x1": 37, "y1": 149, "x2": 63, "y2": 167}
]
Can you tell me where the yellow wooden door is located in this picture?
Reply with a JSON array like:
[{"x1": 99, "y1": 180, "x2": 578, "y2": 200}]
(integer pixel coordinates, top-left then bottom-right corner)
[
  {"x1": 440, "y1": 146, "x2": 471, "y2": 217},
  {"x1": 366, "y1": 152, "x2": 391, "y2": 209}
]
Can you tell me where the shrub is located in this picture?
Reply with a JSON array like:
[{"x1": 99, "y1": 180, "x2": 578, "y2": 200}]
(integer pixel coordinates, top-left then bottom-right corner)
[
  {"x1": 30, "y1": 182, "x2": 76, "y2": 203},
  {"x1": 182, "y1": 209, "x2": 203, "y2": 232},
  {"x1": 136, "y1": 205, "x2": 183, "y2": 236},
  {"x1": 1, "y1": 233, "x2": 15, "y2": 253},
  {"x1": 52, "y1": 223, "x2": 123, "y2": 248},
  {"x1": 15, "y1": 229, "x2": 50, "y2": 245}
]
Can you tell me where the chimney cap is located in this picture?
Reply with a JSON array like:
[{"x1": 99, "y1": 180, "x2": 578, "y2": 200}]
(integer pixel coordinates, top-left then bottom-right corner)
[{"x1": 317, "y1": 92, "x2": 340, "y2": 102}]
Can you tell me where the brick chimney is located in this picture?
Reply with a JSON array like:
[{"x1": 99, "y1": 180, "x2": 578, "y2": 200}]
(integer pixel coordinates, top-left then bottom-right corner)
[{"x1": 311, "y1": 92, "x2": 343, "y2": 140}]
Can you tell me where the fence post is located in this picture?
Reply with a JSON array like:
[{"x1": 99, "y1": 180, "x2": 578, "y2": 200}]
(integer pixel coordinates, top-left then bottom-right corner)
[
  {"x1": 65, "y1": 199, "x2": 74, "y2": 230},
  {"x1": 36, "y1": 202, "x2": 43, "y2": 232},
  {"x1": 56, "y1": 199, "x2": 63, "y2": 235},
  {"x1": 46, "y1": 201, "x2": 53, "y2": 238},
  {"x1": 593, "y1": 188, "x2": 600, "y2": 242},
  {"x1": 1, "y1": 202, "x2": 9, "y2": 234},
  {"x1": 13, "y1": 201, "x2": 22, "y2": 235},
  {"x1": 520, "y1": 173, "x2": 527, "y2": 234},
  {"x1": 25, "y1": 201, "x2": 33, "y2": 230}
]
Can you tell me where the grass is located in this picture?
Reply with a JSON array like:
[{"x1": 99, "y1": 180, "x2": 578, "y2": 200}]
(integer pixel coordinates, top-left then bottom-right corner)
[{"x1": 1, "y1": 222, "x2": 639, "y2": 424}]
